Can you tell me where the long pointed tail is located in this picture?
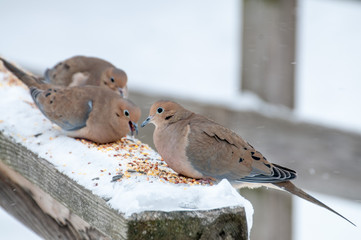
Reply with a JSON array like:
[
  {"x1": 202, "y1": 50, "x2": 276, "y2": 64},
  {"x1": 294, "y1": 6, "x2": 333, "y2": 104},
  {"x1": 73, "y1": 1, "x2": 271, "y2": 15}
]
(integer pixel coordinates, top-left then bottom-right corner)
[
  {"x1": 0, "y1": 58, "x2": 42, "y2": 88},
  {"x1": 273, "y1": 181, "x2": 356, "y2": 226}
]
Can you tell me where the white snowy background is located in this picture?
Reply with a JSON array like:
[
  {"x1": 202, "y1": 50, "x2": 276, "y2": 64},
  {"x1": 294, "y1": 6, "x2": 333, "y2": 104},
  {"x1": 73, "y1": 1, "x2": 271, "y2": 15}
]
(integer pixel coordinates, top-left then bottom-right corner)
[{"x1": 1, "y1": 0, "x2": 361, "y2": 239}]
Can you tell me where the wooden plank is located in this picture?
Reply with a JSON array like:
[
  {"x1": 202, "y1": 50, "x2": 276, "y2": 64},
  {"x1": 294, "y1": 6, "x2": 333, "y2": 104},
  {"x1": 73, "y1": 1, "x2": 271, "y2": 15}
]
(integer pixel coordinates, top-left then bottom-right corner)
[
  {"x1": 0, "y1": 131, "x2": 248, "y2": 240},
  {"x1": 241, "y1": 0, "x2": 296, "y2": 108}
]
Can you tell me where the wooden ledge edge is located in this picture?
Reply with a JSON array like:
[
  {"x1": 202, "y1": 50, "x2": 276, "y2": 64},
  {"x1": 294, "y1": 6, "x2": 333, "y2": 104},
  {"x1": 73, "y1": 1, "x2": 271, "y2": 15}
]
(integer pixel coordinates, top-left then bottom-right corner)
[{"x1": 128, "y1": 208, "x2": 248, "y2": 239}]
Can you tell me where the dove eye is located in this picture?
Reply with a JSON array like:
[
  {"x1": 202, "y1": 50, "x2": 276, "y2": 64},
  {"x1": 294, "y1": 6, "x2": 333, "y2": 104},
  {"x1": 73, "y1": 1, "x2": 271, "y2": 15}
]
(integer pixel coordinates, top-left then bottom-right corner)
[
  {"x1": 124, "y1": 109, "x2": 130, "y2": 117},
  {"x1": 110, "y1": 77, "x2": 115, "y2": 83},
  {"x1": 157, "y1": 107, "x2": 164, "y2": 114}
]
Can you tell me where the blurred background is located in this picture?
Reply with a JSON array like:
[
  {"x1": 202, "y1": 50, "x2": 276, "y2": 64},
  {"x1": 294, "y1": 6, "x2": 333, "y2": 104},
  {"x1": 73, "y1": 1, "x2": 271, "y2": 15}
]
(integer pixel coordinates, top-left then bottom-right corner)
[{"x1": 1, "y1": 0, "x2": 361, "y2": 239}]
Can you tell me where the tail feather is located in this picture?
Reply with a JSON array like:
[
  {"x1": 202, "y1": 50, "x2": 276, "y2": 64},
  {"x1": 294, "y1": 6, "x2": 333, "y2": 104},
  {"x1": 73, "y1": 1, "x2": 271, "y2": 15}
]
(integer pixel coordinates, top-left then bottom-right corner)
[
  {"x1": 274, "y1": 181, "x2": 356, "y2": 226},
  {"x1": 0, "y1": 57, "x2": 42, "y2": 88}
]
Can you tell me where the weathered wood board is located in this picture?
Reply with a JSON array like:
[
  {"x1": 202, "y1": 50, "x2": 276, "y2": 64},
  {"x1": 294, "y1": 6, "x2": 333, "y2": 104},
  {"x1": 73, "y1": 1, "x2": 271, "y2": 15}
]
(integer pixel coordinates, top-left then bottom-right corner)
[{"x1": 0, "y1": 132, "x2": 248, "y2": 240}]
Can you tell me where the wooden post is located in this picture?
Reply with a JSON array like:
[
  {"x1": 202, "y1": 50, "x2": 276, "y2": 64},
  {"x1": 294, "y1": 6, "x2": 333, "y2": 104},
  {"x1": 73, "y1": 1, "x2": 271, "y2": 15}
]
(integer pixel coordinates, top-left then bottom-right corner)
[
  {"x1": 239, "y1": 188, "x2": 292, "y2": 240},
  {"x1": 241, "y1": 1, "x2": 296, "y2": 238},
  {"x1": 241, "y1": 0, "x2": 297, "y2": 108}
]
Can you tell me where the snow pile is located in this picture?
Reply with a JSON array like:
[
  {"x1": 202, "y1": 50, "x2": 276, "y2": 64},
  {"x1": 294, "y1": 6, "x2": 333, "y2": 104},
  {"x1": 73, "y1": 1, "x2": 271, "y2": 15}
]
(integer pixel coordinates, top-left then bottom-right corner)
[{"x1": 0, "y1": 70, "x2": 253, "y2": 234}]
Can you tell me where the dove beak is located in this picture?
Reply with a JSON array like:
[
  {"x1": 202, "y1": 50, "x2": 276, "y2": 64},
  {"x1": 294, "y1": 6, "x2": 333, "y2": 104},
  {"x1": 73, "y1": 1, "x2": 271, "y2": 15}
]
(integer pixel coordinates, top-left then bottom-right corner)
[
  {"x1": 129, "y1": 121, "x2": 138, "y2": 136},
  {"x1": 141, "y1": 116, "x2": 153, "y2": 127},
  {"x1": 118, "y1": 88, "x2": 124, "y2": 97},
  {"x1": 118, "y1": 87, "x2": 128, "y2": 98}
]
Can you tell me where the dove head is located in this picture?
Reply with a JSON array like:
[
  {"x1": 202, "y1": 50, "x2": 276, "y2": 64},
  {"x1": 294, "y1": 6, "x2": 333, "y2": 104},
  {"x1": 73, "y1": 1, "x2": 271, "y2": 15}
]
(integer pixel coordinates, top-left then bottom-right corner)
[
  {"x1": 113, "y1": 99, "x2": 141, "y2": 136},
  {"x1": 141, "y1": 100, "x2": 192, "y2": 128},
  {"x1": 101, "y1": 67, "x2": 128, "y2": 97}
]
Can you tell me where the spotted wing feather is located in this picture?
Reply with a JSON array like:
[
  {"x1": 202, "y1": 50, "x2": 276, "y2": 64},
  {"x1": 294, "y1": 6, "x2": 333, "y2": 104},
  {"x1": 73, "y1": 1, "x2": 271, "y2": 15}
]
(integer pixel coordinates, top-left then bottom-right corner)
[{"x1": 30, "y1": 87, "x2": 92, "y2": 131}]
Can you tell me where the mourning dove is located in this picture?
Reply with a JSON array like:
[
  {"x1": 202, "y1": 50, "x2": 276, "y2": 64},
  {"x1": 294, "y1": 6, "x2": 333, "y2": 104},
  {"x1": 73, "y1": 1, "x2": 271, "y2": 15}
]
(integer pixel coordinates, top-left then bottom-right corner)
[
  {"x1": 44, "y1": 56, "x2": 128, "y2": 97},
  {"x1": 1, "y1": 58, "x2": 140, "y2": 143},
  {"x1": 141, "y1": 100, "x2": 355, "y2": 226}
]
